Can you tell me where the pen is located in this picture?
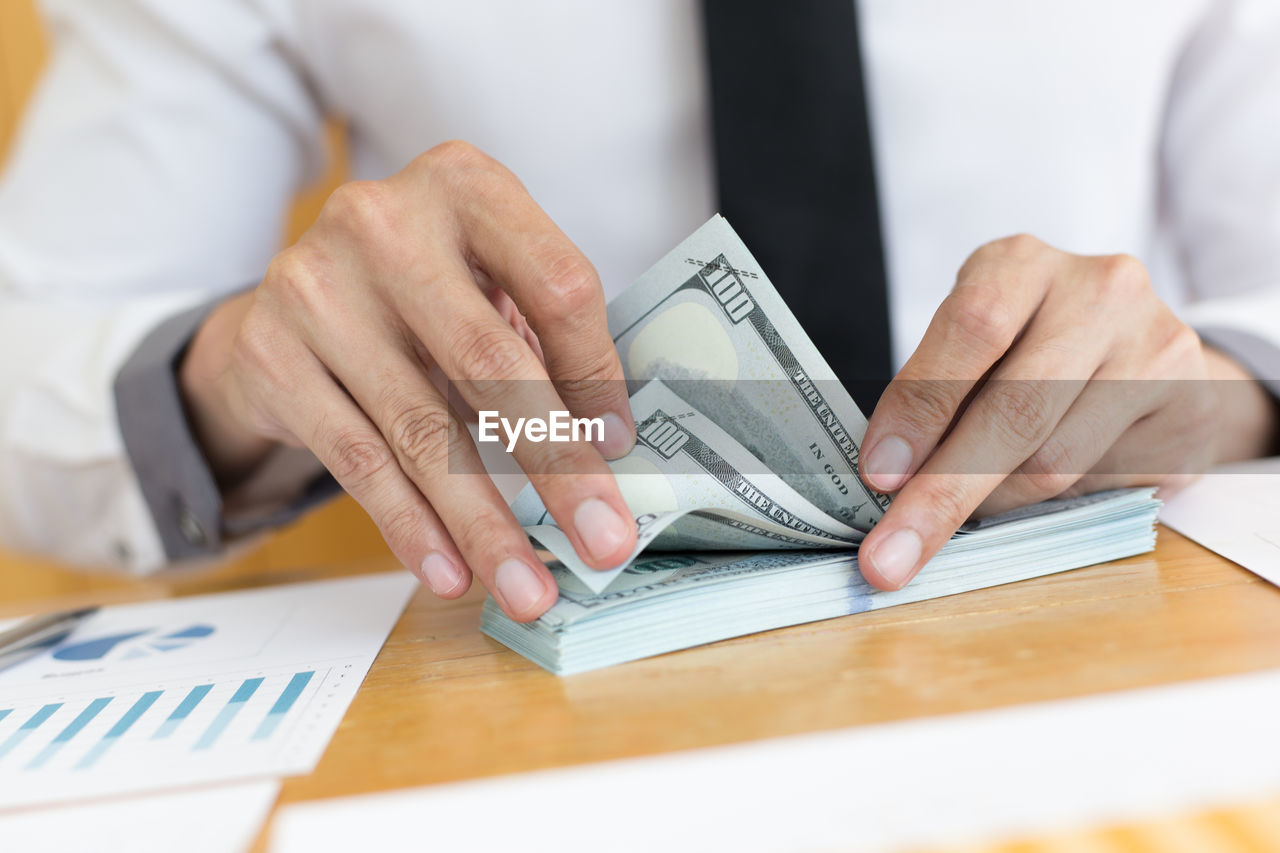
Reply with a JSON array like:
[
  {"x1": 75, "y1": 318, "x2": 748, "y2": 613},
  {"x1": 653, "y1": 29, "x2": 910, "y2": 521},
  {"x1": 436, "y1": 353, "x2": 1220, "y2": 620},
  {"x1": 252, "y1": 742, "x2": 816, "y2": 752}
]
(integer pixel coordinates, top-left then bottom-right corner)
[{"x1": 0, "y1": 606, "x2": 98, "y2": 673}]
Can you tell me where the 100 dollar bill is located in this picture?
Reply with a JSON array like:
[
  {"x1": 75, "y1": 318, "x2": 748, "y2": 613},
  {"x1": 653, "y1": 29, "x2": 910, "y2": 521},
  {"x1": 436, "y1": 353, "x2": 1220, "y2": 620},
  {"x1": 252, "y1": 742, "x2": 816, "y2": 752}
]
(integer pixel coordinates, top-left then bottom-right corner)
[
  {"x1": 513, "y1": 381, "x2": 858, "y2": 592},
  {"x1": 608, "y1": 215, "x2": 888, "y2": 529}
]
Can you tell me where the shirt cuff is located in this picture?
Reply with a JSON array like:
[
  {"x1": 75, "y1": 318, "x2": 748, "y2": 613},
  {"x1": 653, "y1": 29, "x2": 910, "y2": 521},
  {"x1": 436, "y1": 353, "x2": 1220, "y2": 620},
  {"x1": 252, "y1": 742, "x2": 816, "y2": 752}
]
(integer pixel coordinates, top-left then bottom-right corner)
[
  {"x1": 1196, "y1": 324, "x2": 1280, "y2": 402},
  {"x1": 113, "y1": 297, "x2": 340, "y2": 562}
]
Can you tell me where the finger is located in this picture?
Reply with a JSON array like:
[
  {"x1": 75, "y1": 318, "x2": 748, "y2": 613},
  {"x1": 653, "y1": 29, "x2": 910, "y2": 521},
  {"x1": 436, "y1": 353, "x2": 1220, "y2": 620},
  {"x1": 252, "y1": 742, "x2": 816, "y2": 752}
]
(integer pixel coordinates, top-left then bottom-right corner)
[
  {"x1": 488, "y1": 287, "x2": 546, "y2": 366},
  {"x1": 978, "y1": 315, "x2": 1207, "y2": 514},
  {"x1": 302, "y1": 326, "x2": 564, "y2": 621},
  {"x1": 365, "y1": 376, "x2": 561, "y2": 621},
  {"x1": 1082, "y1": 393, "x2": 1213, "y2": 488},
  {"x1": 859, "y1": 312, "x2": 1113, "y2": 591},
  {"x1": 240, "y1": 337, "x2": 473, "y2": 600},
  {"x1": 456, "y1": 181, "x2": 635, "y2": 458},
  {"x1": 860, "y1": 236, "x2": 1056, "y2": 493},
  {"x1": 975, "y1": 372, "x2": 1158, "y2": 515},
  {"x1": 1004, "y1": 402, "x2": 1208, "y2": 504},
  {"x1": 391, "y1": 258, "x2": 637, "y2": 570}
]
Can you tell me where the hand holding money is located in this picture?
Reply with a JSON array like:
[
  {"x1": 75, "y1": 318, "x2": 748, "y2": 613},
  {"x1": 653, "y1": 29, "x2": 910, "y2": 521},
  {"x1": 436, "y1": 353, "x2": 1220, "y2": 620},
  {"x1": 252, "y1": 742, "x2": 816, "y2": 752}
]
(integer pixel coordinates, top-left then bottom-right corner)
[
  {"x1": 855, "y1": 235, "x2": 1278, "y2": 592},
  {"x1": 179, "y1": 141, "x2": 639, "y2": 622},
  {"x1": 491, "y1": 218, "x2": 1163, "y2": 674}
]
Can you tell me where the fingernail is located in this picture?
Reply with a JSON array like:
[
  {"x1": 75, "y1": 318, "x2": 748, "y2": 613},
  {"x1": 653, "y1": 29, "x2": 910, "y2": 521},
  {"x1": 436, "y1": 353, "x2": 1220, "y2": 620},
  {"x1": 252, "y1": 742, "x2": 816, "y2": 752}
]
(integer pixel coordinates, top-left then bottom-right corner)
[
  {"x1": 574, "y1": 498, "x2": 633, "y2": 565},
  {"x1": 869, "y1": 528, "x2": 923, "y2": 589},
  {"x1": 594, "y1": 412, "x2": 635, "y2": 459},
  {"x1": 421, "y1": 552, "x2": 464, "y2": 596},
  {"x1": 495, "y1": 558, "x2": 548, "y2": 616},
  {"x1": 864, "y1": 435, "x2": 913, "y2": 492}
]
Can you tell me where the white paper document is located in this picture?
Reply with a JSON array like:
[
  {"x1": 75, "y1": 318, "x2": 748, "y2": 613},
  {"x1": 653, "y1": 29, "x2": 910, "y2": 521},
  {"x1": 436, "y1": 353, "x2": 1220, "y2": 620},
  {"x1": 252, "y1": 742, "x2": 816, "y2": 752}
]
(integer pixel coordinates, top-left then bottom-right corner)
[
  {"x1": 272, "y1": 666, "x2": 1280, "y2": 853},
  {"x1": 0, "y1": 780, "x2": 280, "y2": 853},
  {"x1": 1160, "y1": 456, "x2": 1280, "y2": 587},
  {"x1": 0, "y1": 572, "x2": 414, "y2": 810}
]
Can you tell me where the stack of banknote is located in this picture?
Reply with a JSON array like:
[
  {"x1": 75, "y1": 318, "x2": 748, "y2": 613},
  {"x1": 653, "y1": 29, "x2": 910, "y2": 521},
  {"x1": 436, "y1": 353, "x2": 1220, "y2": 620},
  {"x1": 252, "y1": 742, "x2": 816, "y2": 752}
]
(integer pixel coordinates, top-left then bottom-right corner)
[{"x1": 481, "y1": 216, "x2": 1160, "y2": 674}]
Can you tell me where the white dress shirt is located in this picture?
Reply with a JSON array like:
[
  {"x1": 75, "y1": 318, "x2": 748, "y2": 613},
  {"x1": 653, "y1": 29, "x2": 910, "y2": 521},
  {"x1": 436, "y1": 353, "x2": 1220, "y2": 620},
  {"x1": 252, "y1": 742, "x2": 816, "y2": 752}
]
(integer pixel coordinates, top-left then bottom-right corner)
[{"x1": 1, "y1": 0, "x2": 1277, "y2": 571}]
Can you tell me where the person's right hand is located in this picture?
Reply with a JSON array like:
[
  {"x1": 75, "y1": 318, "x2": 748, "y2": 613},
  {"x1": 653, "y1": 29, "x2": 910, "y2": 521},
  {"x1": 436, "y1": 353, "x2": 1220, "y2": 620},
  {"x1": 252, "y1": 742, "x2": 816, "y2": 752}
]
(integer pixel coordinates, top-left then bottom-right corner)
[{"x1": 178, "y1": 140, "x2": 638, "y2": 621}]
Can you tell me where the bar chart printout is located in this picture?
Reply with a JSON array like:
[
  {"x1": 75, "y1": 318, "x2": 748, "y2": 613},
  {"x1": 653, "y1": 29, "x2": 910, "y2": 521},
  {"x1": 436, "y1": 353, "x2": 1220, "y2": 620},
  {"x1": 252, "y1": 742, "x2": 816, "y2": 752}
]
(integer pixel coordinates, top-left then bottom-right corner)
[
  {"x1": 0, "y1": 670, "x2": 321, "y2": 773},
  {"x1": 0, "y1": 573, "x2": 415, "y2": 810},
  {"x1": 76, "y1": 690, "x2": 162, "y2": 768}
]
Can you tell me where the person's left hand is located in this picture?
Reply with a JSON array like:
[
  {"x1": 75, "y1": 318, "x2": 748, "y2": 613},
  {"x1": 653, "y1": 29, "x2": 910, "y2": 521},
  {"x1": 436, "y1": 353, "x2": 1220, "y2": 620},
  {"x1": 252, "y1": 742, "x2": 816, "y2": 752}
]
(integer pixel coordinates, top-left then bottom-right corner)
[{"x1": 856, "y1": 234, "x2": 1278, "y2": 591}]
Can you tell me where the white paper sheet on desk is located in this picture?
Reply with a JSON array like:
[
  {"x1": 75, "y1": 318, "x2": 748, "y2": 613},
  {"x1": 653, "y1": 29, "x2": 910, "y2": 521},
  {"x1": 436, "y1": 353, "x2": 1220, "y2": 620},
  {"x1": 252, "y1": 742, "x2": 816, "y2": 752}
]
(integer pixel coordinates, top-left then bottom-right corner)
[
  {"x1": 271, "y1": 666, "x2": 1280, "y2": 853},
  {"x1": 1159, "y1": 456, "x2": 1280, "y2": 587},
  {"x1": 0, "y1": 779, "x2": 279, "y2": 853},
  {"x1": 0, "y1": 572, "x2": 415, "y2": 810}
]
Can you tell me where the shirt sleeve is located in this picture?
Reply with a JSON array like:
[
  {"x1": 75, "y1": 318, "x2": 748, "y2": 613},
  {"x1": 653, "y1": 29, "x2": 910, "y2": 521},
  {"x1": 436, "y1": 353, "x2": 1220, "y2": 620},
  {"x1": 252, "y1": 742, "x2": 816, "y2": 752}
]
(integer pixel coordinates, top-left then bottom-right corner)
[
  {"x1": 1162, "y1": 0, "x2": 1280, "y2": 397},
  {"x1": 0, "y1": 0, "x2": 324, "y2": 572},
  {"x1": 114, "y1": 298, "x2": 342, "y2": 562}
]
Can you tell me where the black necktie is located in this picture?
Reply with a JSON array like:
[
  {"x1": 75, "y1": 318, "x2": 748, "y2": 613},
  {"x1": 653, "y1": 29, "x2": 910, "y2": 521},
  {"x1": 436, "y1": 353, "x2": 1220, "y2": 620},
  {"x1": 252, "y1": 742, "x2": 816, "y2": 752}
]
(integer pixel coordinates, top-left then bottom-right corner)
[{"x1": 703, "y1": 0, "x2": 892, "y2": 413}]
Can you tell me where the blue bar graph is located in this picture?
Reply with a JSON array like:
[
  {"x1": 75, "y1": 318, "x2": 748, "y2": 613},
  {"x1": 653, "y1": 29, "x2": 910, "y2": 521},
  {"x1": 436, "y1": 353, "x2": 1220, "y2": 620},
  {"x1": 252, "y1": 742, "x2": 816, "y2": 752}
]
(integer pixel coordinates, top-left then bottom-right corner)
[
  {"x1": 74, "y1": 691, "x2": 162, "y2": 770},
  {"x1": 26, "y1": 698, "x2": 112, "y2": 769},
  {"x1": 0, "y1": 703, "x2": 62, "y2": 761},
  {"x1": 193, "y1": 678, "x2": 263, "y2": 751},
  {"x1": 152, "y1": 684, "x2": 213, "y2": 740},
  {"x1": 252, "y1": 671, "x2": 314, "y2": 741}
]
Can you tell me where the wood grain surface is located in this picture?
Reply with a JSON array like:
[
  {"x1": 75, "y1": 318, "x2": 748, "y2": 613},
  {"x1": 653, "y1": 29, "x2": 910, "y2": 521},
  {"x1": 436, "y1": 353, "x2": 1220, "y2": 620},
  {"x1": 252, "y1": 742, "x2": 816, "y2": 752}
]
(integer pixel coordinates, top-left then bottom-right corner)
[{"x1": 5, "y1": 507, "x2": 1280, "y2": 851}]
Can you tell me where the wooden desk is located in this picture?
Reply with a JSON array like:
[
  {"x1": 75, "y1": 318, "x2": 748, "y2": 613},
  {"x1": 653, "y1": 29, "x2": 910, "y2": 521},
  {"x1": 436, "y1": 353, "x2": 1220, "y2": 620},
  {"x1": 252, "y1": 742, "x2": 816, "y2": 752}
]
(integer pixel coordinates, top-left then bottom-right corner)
[{"x1": 4, "y1": 497, "x2": 1280, "y2": 852}]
